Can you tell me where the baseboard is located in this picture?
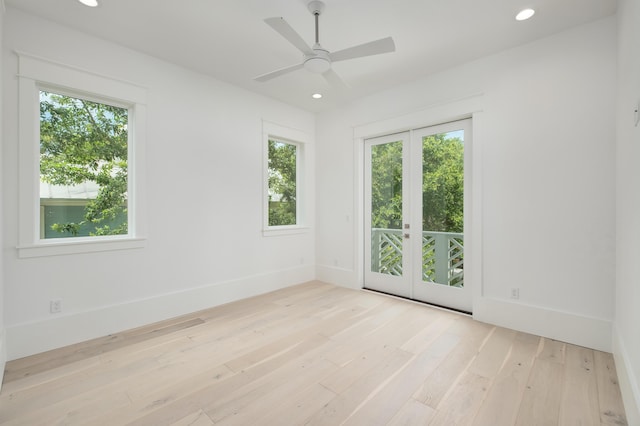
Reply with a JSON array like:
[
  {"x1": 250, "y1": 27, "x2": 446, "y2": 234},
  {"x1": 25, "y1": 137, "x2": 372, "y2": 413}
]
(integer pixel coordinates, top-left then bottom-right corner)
[
  {"x1": 613, "y1": 325, "x2": 640, "y2": 425},
  {"x1": 5, "y1": 265, "x2": 315, "y2": 360},
  {"x1": 316, "y1": 268, "x2": 613, "y2": 352},
  {"x1": 315, "y1": 264, "x2": 358, "y2": 290},
  {"x1": 473, "y1": 296, "x2": 612, "y2": 352},
  {"x1": 0, "y1": 328, "x2": 6, "y2": 391}
]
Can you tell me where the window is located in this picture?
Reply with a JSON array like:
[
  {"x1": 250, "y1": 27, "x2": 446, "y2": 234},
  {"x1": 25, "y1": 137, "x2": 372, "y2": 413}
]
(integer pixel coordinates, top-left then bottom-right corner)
[
  {"x1": 268, "y1": 139, "x2": 298, "y2": 226},
  {"x1": 17, "y1": 53, "x2": 147, "y2": 257},
  {"x1": 263, "y1": 121, "x2": 310, "y2": 235},
  {"x1": 40, "y1": 90, "x2": 129, "y2": 239}
]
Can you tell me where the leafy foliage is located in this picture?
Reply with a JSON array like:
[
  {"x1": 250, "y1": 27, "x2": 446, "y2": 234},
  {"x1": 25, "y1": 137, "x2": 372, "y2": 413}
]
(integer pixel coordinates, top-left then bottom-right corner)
[
  {"x1": 422, "y1": 133, "x2": 464, "y2": 233},
  {"x1": 268, "y1": 140, "x2": 297, "y2": 226},
  {"x1": 370, "y1": 133, "x2": 464, "y2": 232},
  {"x1": 370, "y1": 141, "x2": 403, "y2": 229},
  {"x1": 40, "y1": 91, "x2": 128, "y2": 237}
]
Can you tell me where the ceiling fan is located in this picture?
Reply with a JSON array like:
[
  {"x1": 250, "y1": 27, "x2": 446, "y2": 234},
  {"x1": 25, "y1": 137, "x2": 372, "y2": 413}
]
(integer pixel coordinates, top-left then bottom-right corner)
[{"x1": 254, "y1": 0, "x2": 396, "y2": 89}]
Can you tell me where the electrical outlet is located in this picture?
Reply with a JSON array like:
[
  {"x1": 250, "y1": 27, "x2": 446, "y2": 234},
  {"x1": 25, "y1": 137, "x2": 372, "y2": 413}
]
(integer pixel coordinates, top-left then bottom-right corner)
[
  {"x1": 510, "y1": 288, "x2": 520, "y2": 300},
  {"x1": 50, "y1": 299, "x2": 62, "y2": 314}
]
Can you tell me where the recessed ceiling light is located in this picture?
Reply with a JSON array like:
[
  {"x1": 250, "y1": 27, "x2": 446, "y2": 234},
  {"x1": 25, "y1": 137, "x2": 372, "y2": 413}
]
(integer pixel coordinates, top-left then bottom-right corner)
[
  {"x1": 312, "y1": 93, "x2": 323, "y2": 99},
  {"x1": 78, "y1": 0, "x2": 99, "y2": 7},
  {"x1": 516, "y1": 8, "x2": 535, "y2": 21}
]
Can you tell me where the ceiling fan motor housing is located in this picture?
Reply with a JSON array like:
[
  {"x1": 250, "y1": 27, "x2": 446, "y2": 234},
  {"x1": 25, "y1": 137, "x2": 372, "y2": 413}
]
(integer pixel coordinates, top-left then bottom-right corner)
[{"x1": 304, "y1": 48, "x2": 330, "y2": 73}]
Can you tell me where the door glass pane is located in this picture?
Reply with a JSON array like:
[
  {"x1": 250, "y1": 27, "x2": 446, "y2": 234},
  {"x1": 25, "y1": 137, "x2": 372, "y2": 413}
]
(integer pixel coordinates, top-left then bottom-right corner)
[
  {"x1": 422, "y1": 130, "x2": 464, "y2": 286},
  {"x1": 370, "y1": 141, "x2": 403, "y2": 276}
]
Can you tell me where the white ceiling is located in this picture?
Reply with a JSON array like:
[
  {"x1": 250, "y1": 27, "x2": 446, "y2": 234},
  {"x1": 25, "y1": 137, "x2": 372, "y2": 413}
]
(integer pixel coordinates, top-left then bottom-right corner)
[{"x1": 5, "y1": 0, "x2": 617, "y2": 113}]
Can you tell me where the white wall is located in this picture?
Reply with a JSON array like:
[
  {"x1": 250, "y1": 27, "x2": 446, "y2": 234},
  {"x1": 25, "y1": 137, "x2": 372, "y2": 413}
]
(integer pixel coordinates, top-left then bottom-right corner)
[
  {"x1": 0, "y1": 0, "x2": 6, "y2": 386},
  {"x1": 316, "y1": 17, "x2": 617, "y2": 352},
  {"x1": 614, "y1": 0, "x2": 640, "y2": 423},
  {"x1": 2, "y1": 8, "x2": 316, "y2": 360}
]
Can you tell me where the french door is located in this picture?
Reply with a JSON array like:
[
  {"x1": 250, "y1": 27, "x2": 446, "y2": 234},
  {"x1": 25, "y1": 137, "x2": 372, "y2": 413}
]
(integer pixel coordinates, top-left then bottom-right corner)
[{"x1": 364, "y1": 119, "x2": 472, "y2": 312}]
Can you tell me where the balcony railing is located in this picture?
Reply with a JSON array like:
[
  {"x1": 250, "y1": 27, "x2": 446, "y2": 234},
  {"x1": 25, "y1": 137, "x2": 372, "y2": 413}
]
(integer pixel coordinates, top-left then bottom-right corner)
[{"x1": 371, "y1": 228, "x2": 464, "y2": 287}]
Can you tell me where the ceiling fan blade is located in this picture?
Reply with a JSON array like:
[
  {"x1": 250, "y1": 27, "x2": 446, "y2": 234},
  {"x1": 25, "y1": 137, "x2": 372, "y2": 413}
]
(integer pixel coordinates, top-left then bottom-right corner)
[
  {"x1": 264, "y1": 17, "x2": 314, "y2": 56},
  {"x1": 329, "y1": 37, "x2": 395, "y2": 63},
  {"x1": 254, "y1": 63, "x2": 304, "y2": 82},
  {"x1": 322, "y1": 69, "x2": 350, "y2": 91}
]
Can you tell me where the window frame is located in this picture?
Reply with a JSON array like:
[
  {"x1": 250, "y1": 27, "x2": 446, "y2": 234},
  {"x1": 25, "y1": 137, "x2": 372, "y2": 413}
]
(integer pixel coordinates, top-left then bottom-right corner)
[
  {"x1": 17, "y1": 53, "x2": 147, "y2": 258},
  {"x1": 262, "y1": 121, "x2": 310, "y2": 236}
]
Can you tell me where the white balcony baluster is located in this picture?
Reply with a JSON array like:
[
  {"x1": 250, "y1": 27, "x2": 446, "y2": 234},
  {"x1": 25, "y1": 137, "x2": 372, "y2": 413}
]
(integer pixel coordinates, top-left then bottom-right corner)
[{"x1": 372, "y1": 228, "x2": 463, "y2": 286}]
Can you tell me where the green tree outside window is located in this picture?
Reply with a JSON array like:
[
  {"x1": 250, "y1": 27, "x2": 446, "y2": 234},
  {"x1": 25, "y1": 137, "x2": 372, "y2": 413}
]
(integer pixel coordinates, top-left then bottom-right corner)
[
  {"x1": 40, "y1": 91, "x2": 129, "y2": 238},
  {"x1": 370, "y1": 133, "x2": 464, "y2": 232},
  {"x1": 268, "y1": 139, "x2": 297, "y2": 226}
]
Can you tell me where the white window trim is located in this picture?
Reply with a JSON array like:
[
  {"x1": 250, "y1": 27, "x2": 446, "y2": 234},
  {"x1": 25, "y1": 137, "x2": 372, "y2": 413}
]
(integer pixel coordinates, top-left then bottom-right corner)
[
  {"x1": 16, "y1": 52, "x2": 147, "y2": 258},
  {"x1": 262, "y1": 121, "x2": 311, "y2": 236}
]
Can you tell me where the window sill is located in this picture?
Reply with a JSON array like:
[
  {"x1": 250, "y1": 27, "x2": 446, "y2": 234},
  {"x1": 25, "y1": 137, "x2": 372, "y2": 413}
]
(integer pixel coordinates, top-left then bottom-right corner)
[
  {"x1": 17, "y1": 237, "x2": 146, "y2": 258},
  {"x1": 262, "y1": 226, "x2": 310, "y2": 237}
]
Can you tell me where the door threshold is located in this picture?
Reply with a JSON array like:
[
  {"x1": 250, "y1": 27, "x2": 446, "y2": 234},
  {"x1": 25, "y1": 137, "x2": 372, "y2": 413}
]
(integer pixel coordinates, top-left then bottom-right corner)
[{"x1": 362, "y1": 287, "x2": 472, "y2": 316}]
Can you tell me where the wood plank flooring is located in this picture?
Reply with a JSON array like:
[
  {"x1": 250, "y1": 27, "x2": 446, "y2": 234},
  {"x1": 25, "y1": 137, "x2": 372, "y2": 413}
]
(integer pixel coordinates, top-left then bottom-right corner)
[{"x1": 0, "y1": 281, "x2": 628, "y2": 425}]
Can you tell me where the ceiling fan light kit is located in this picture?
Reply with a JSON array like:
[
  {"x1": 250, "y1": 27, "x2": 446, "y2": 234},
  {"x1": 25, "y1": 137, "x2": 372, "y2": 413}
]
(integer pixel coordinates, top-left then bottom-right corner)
[
  {"x1": 254, "y1": 0, "x2": 395, "y2": 89},
  {"x1": 304, "y1": 52, "x2": 331, "y2": 73}
]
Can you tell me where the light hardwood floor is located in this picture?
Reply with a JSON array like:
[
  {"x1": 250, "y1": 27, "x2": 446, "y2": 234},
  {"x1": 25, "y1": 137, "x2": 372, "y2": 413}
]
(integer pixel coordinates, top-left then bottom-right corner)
[{"x1": 0, "y1": 281, "x2": 628, "y2": 425}]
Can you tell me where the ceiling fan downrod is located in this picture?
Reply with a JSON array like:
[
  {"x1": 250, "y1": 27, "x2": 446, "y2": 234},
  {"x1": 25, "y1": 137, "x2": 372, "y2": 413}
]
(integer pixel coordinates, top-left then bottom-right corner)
[
  {"x1": 304, "y1": 0, "x2": 330, "y2": 73},
  {"x1": 308, "y1": 0, "x2": 325, "y2": 45}
]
